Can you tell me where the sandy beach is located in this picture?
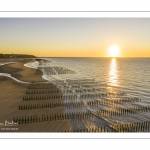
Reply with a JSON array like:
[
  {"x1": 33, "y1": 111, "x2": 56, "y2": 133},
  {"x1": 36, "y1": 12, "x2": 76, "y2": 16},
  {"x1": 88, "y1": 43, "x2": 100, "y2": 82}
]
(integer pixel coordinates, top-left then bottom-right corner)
[
  {"x1": 1, "y1": 58, "x2": 146, "y2": 133},
  {"x1": 0, "y1": 58, "x2": 70, "y2": 132},
  {"x1": 0, "y1": 58, "x2": 45, "y2": 82}
]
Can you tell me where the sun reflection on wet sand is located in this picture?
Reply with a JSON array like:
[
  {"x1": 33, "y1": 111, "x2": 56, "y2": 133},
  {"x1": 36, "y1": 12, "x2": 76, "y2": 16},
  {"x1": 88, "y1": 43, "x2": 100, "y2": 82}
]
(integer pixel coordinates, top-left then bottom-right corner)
[{"x1": 108, "y1": 58, "x2": 118, "y2": 86}]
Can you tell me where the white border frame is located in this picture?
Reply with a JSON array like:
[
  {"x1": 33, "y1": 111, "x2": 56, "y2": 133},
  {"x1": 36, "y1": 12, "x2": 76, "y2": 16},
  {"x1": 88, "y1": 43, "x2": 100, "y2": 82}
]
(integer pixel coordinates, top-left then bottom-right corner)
[
  {"x1": 0, "y1": 11, "x2": 150, "y2": 139},
  {"x1": 1, "y1": 12, "x2": 150, "y2": 18}
]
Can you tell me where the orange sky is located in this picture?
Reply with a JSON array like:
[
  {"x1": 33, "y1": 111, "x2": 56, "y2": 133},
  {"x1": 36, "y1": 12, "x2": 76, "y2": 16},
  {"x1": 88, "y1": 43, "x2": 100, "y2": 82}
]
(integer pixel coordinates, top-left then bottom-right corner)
[{"x1": 1, "y1": 18, "x2": 150, "y2": 57}]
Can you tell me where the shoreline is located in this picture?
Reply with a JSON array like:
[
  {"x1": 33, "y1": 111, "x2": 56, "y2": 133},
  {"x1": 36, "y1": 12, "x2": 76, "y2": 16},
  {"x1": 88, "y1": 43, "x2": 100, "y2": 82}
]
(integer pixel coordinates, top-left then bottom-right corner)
[
  {"x1": 0, "y1": 58, "x2": 46, "y2": 83},
  {"x1": 1, "y1": 58, "x2": 146, "y2": 132},
  {"x1": 0, "y1": 58, "x2": 69, "y2": 132}
]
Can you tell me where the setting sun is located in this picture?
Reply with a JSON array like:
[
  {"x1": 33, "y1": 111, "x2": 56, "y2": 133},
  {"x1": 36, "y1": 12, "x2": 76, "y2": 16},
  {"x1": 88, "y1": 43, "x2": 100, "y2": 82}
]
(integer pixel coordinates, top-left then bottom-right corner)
[{"x1": 108, "y1": 45, "x2": 120, "y2": 57}]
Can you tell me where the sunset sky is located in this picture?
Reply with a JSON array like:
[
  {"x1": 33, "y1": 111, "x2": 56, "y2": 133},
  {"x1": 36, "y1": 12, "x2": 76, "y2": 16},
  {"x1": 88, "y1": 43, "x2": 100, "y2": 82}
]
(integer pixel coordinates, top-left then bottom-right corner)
[{"x1": 0, "y1": 18, "x2": 150, "y2": 57}]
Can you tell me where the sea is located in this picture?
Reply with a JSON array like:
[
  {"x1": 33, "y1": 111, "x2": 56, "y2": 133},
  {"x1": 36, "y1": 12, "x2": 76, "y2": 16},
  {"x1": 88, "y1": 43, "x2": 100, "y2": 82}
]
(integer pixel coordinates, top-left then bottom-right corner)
[
  {"x1": 27, "y1": 57, "x2": 150, "y2": 131},
  {"x1": 44, "y1": 57, "x2": 150, "y2": 100}
]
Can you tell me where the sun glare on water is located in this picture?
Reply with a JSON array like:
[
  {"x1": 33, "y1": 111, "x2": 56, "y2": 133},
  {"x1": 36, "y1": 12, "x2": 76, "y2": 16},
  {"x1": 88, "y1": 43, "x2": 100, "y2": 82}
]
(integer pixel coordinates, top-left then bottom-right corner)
[{"x1": 108, "y1": 45, "x2": 120, "y2": 57}]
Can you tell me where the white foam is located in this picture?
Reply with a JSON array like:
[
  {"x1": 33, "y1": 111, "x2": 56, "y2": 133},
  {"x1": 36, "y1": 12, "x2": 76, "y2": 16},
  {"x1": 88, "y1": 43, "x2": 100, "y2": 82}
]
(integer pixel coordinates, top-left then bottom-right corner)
[
  {"x1": 24, "y1": 61, "x2": 39, "y2": 69},
  {"x1": 0, "y1": 62, "x2": 17, "y2": 66},
  {"x1": 0, "y1": 61, "x2": 29, "y2": 83},
  {"x1": 0, "y1": 73, "x2": 29, "y2": 83}
]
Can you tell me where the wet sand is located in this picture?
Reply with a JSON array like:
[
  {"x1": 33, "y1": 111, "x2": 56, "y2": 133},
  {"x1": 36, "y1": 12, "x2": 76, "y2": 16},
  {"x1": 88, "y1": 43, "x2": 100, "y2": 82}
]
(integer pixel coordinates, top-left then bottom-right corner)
[
  {"x1": 0, "y1": 58, "x2": 128, "y2": 133},
  {"x1": 0, "y1": 58, "x2": 45, "y2": 82},
  {"x1": 0, "y1": 59, "x2": 69, "y2": 132}
]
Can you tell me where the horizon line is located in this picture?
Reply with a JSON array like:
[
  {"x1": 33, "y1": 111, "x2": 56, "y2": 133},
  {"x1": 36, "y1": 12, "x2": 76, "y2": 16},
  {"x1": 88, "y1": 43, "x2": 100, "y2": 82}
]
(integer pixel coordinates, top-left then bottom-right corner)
[{"x1": 37, "y1": 56, "x2": 150, "y2": 58}]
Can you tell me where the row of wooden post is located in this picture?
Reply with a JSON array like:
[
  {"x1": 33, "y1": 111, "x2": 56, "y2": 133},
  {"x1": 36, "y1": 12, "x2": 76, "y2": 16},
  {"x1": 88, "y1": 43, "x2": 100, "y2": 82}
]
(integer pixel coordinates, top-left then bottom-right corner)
[
  {"x1": 19, "y1": 101, "x2": 84, "y2": 110},
  {"x1": 96, "y1": 106, "x2": 150, "y2": 117},
  {"x1": 87, "y1": 98, "x2": 140, "y2": 106},
  {"x1": 29, "y1": 83, "x2": 55, "y2": 86},
  {"x1": 23, "y1": 94, "x2": 77, "y2": 101},
  {"x1": 53, "y1": 66, "x2": 75, "y2": 74},
  {"x1": 28, "y1": 86, "x2": 57, "y2": 90},
  {"x1": 65, "y1": 127, "x2": 108, "y2": 132},
  {"x1": 66, "y1": 79, "x2": 95, "y2": 83},
  {"x1": 13, "y1": 112, "x2": 93, "y2": 124},
  {"x1": 80, "y1": 92, "x2": 127, "y2": 99},
  {"x1": 112, "y1": 121, "x2": 150, "y2": 132},
  {"x1": 26, "y1": 90, "x2": 61, "y2": 94}
]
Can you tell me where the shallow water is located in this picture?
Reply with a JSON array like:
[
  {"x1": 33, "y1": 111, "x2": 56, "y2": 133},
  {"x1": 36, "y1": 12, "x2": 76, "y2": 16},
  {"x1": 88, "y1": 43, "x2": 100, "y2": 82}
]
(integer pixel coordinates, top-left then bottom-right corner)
[
  {"x1": 41, "y1": 58, "x2": 150, "y2": 130},
  {"x1": 45, "y1": 57, "x2": 150, "y2": 100}
]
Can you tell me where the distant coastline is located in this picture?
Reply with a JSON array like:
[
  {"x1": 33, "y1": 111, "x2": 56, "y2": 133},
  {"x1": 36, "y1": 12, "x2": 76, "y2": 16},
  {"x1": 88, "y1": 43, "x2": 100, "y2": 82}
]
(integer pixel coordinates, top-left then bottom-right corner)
[{"x1": 0, "y1": 53, "x2": 36, "y2": 59}]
